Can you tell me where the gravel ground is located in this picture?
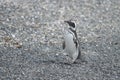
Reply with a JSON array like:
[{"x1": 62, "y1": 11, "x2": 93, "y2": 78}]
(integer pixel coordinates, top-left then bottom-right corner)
[{"x1": 0, "y1": 0, "x2": 120, "y2": 80}]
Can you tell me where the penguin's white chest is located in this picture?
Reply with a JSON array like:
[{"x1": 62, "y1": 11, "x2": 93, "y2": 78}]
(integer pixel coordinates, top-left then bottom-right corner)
[{"x1": 64, "y1": 33, "x2": 76, "y2": 54}]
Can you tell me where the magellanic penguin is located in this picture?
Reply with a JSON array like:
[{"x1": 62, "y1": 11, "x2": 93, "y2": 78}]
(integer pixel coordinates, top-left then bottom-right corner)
[{"x1": 63, "y1": 21, "x2": 81, "y2": 63}]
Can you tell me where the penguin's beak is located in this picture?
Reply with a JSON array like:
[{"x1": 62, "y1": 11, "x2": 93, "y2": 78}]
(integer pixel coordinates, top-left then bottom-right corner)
[
  {"x1": 64, "y1": 21, "x2": 71, "y2": 28},
  {"x1": 64, "y1": 21, "x2": 70, "y2": 24},
  {"x1": 64, "y1": 21, "x2": 68, "y2": 23}
]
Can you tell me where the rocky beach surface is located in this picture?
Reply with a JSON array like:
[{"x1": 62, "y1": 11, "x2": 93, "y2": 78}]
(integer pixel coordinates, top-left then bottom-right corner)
[{"x1": 0, "y1": 0, "x2": 120, "y2": 80}]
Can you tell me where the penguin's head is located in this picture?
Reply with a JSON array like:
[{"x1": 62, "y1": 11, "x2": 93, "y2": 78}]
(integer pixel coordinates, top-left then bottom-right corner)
[{"x1": 64, "y1": 21, "x2": 76, "y2": 31}]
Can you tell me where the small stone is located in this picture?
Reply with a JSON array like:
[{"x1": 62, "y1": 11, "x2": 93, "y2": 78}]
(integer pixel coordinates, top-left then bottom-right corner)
[
  {"x1": 3, "y1": 36, "x2": 11, "y2": 42},
  {"x1": 13, "y1": 42, "x2": 22, "y2": 48}
]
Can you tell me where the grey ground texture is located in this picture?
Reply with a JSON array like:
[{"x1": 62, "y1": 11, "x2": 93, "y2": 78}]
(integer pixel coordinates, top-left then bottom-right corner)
[{"x1": 0, "y1": 0, "x2": 120, "y2": 80}]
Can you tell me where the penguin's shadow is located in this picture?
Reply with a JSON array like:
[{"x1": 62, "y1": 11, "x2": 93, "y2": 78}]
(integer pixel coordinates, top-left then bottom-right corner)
[{"x1": 39, "y1": 59, "x2": 87, "y2": 66}]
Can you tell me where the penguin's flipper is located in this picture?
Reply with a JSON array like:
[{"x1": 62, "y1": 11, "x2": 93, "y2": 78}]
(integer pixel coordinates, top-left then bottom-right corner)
[
  {"x1": 77, "y1": 47, "x2": 81, "y2": 59},
  {"x1": 62, "y1": 41, "x2": 65, "y2": 49}
]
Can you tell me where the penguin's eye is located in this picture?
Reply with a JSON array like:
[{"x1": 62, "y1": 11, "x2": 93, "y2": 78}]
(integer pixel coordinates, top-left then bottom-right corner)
[{"x1": 70, "y1": 23, "x2": 75, "y2": 28}]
